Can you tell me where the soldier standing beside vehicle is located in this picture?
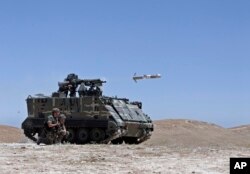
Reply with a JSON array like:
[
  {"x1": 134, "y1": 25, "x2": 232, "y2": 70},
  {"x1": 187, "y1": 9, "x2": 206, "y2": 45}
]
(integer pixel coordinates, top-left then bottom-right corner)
[{"x1": 37, "y1": 108, "x2": 60, "y2": 145}]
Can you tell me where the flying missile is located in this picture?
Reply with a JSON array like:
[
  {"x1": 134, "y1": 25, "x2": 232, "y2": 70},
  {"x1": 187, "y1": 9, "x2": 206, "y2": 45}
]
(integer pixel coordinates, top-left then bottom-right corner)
[{"x1": 133, "y1": 73, "x2": 161, "y2": 82}]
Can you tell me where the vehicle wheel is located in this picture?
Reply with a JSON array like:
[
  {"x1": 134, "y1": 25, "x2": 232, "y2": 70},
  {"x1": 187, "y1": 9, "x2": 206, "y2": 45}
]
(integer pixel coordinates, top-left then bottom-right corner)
[
  {"x1": 67, "y1": 129, "x2": 76, "y2": 143},
  {"x1": 89, "y1": 128, "x2": 105, "y2": 142},
  {"x1": 108, "y1": 121, "x2": 118, "y2": 132},
  {"x1": 111, "y1": 138, "x2": 123, "y2": 144},
  {"x1": 123, "y1": 137, "x2": 138, "y2": 144},
  {"x1": 37, "y1": 128, "x2": 44, "y2": 136},
  {"x1": 24, "y1": 129, "x2": 37, "y2": 142},
  {"x1": 77, "y1": 128, "x2": 89, "y2": 144}
]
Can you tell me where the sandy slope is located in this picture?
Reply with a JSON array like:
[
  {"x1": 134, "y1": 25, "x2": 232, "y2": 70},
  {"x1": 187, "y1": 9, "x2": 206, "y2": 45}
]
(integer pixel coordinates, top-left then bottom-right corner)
[
  {"x1": 230, "y1": 124, "x2": 250, "y2": 140},
  {"x1": 143, "y1": 119, "x2": 250, "y2": 148},
  {"x1": 0, "y1": 125, "x2": 26, "y2": 143}
]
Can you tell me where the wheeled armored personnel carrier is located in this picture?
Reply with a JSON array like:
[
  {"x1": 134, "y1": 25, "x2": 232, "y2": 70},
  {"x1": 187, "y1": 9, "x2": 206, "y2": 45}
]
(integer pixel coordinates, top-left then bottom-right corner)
[{"x1": 22, "y1": 73, "x2": 154, "y2": 144}]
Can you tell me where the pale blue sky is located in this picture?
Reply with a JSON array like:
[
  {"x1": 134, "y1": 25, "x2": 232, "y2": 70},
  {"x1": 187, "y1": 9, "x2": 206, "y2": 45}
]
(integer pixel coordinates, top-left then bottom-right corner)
[{"x1": 0, "y1": 1, "x2": 249, "y2": 127}]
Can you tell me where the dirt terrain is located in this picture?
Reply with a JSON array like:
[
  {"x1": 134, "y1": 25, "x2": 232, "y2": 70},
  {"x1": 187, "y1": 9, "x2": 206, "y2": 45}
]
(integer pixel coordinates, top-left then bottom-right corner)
[
  {"x1": 144, "y1": 119, "x2": 250, "y2": 148},
  {"x1": 0, "y1": 119, "x2": 250, "y2": 174},
  {"x1": 0, "y1": 125, "x2": 26, "y2": 143}
]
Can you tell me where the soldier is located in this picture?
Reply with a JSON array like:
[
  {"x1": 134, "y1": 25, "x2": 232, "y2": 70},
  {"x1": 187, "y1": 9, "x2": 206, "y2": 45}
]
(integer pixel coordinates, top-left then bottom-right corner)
[
  {"x1": 55, "y1": 114, "x2": 69, "y2": 144},
  {"x1": 37, "y1": 108, "x2": 60, "y2": 145}
]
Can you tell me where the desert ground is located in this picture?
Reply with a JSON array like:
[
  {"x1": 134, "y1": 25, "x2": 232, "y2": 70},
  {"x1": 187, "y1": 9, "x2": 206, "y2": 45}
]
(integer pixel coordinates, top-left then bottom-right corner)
[{"x1": 0, "y1": 119, "x2": 250, "y2": 174}]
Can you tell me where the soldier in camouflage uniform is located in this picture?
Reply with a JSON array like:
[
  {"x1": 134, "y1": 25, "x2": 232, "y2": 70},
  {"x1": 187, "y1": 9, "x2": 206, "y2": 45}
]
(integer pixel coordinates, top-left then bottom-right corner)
[
  {"x1": 55, "y1": 114, "x2": 69, "y2": 144},
  {"x1": 37, "y1": 108, "x2": 60, "y2": 145}
]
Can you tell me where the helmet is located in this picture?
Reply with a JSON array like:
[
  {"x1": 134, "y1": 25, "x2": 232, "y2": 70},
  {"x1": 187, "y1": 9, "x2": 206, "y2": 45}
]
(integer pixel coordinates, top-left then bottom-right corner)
[
  {"x1": 59, "y1": 114, "x2": 66, "y2": 120},
  {"x1": 52, "y1": 108, "x2": 60, "y2": 114}
]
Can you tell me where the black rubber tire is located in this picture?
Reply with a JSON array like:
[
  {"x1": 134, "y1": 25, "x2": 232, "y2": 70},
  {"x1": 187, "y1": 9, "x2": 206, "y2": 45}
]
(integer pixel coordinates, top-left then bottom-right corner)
[
  {"x1": 123, "y1": 137, "x2": 138, "y2": 144},
  {"x1": 77, "y1": 128, "x2": 89, "y2": 144},
  {"x1": 89, "y1": 128, "x2": 105, "y2": 142},
  {"x1": 67, "y1": 129, "x2": 76, "y2": 143},
  {"x1": 111, "y1": 137, "x2": 123, "y2": 144}
]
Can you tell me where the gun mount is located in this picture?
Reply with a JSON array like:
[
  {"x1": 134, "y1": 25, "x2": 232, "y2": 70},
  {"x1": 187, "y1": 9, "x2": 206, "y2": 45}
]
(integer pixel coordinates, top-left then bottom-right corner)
[{"x1": 57, "y1": 73, "x2": 106, "y2": 97}]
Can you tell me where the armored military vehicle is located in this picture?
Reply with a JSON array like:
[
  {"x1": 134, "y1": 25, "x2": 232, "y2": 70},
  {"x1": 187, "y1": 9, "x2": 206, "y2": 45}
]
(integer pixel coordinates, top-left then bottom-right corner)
[{"x1": 22, "y1": 73, "x2": 154, "y2": 144}]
